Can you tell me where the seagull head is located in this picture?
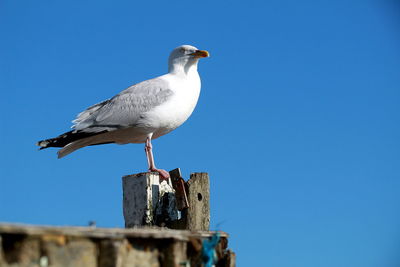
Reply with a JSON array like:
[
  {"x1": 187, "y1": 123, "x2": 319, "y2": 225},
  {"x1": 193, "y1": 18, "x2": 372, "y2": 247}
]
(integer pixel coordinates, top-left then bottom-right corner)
[{"x1": 168, "y1": 45, "x2": 209, "y2": 74}]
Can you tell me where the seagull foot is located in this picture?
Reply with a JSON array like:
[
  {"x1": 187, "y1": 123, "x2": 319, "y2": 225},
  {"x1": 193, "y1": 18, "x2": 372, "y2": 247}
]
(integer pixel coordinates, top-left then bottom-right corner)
[{"x1": 149, "y1": 168, "x2": 170, "y2": 181}]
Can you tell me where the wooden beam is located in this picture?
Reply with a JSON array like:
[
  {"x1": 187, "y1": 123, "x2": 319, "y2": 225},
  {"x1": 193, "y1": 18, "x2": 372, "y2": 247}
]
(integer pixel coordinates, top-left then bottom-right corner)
[
  {"x1": 0, "y1": 224, "x2": 229, "y2": 240},
  {"x1": 0, "y1": 223, "x2": 233, "y2": 267}
]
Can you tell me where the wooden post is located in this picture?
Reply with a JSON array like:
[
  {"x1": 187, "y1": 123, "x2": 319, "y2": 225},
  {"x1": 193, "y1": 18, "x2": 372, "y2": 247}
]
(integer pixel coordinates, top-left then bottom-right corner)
[
  {"x1": 122, "y1": 172, "x2": 178, "y2": 228},
  {"x1": 185, "y1": 173, "x2": 210, "y2": 231},
  {"x1": 122, "y1": 170, "x2": 210, "y2": 231}
]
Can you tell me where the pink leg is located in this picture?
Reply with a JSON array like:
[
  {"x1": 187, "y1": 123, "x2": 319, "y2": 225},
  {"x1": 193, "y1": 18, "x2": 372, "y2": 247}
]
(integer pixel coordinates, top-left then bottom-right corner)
[{"x1": 144, "y1": 137, "x2": 170, "y2": 180}]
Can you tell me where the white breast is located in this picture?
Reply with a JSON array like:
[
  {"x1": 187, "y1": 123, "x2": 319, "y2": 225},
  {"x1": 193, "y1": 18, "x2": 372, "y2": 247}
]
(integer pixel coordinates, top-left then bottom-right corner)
[{"x1": 140, "y1": 71, "x2": 201, "y2": 139}]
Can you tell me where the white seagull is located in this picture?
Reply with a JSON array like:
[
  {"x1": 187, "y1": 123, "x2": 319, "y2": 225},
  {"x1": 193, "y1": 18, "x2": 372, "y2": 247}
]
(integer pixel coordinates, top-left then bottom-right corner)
[{"x1": 37, "y1": 45, "x2": 209, "y2": 179}]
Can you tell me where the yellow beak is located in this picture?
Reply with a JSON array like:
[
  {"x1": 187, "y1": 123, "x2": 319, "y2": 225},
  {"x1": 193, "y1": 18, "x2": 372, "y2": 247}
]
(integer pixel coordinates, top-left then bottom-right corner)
[{"x1": 190, "y1": 50, "x2": 210, "y2": 58}]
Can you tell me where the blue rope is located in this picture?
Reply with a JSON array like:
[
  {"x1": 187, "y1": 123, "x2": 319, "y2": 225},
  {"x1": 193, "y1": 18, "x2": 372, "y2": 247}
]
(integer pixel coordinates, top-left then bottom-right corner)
[{"x1": 201, "y1": 232, "x2": 221, "y2": 267}]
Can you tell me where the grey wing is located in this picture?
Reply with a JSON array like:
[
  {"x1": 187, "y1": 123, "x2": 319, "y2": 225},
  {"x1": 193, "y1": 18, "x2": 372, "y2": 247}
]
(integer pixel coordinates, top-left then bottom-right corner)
[{"x1": 73, "y1": 78, "x2": 173, "y2": 133}]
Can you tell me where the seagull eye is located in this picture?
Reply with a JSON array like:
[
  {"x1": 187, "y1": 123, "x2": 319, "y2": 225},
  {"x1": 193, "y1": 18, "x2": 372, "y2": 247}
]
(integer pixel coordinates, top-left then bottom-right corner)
[{"x1": 180, "y1": 48, "x2": 186, "y2": 53}]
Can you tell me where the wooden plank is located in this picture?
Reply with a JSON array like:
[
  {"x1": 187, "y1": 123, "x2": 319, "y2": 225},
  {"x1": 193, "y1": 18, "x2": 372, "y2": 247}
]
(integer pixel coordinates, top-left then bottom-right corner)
[
  {"x1": 225, "y1": 250, "x2": 236, "y2": 267},
  {"x1": 0, "y1": 224, "x2": 228, "y2": 240},
  {"x1": 186, "y1": 173, "x2": 210, "y2": 231},
  {"x1": 43, "y1": 237, "x2": 97, "y2": 267},
  {"x1": 161, "y1": 240, "x2": 188, "y2": 267},
  {"x1": 98, "y1": 239, "x2": 123, "y2": 267},
  {"x1": 0, "y1": 229, "x2": 234, "y2": 267},
  {"x1": 0, "y1": 236, "x2": 40, "y2": 266}
]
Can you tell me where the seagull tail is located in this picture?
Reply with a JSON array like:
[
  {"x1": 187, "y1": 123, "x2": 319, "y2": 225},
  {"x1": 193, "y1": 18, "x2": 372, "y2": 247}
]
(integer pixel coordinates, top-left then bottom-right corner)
[
  {"x1": 37, "y1": 130, "x2": 109, "y2": 158},
  {"x1": 57, "y1": 138, "x2": 95, "y2": 159}
]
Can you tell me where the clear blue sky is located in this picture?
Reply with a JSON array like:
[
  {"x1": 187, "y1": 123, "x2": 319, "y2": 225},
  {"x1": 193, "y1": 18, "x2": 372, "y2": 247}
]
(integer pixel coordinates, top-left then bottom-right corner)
[{"x1": 1, "y1": 1, "x2": 400, "y2": 266}]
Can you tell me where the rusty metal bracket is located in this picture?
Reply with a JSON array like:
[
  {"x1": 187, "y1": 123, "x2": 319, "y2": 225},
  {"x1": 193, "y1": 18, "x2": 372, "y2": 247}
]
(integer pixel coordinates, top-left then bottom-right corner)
[{"x1": 169, "y1": 168, "x2": 189, "y2": 210}]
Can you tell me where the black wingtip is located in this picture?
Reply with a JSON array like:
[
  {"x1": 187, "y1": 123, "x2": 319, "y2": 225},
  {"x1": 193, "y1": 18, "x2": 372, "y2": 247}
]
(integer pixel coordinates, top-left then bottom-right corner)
[
  {"x1": 36, "y1": 129, "x2": 109, "y2": 151},
  {"x1": 36, "y1": 140, "x2": 48, "y2": 150}
]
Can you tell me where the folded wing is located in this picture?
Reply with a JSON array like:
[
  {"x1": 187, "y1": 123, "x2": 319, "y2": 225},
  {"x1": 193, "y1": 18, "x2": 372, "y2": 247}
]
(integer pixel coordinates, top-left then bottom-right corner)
[
  {"x1": 73, "y1": 78, "x2": 173, "y2": 133},
  {"x1": 37, "y1": 77, "x2": 174, "y2": 152}
]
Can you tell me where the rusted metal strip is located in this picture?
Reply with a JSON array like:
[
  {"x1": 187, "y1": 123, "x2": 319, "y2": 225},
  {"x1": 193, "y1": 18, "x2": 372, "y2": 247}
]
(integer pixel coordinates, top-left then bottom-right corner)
[{"x1": 169, "y1": 168, "x2": 189, "y2": 210}]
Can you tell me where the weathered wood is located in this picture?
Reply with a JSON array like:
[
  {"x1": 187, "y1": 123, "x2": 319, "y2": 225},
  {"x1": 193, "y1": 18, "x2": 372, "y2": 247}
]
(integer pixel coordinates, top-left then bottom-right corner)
[
  {"x1": 98, "y1": 239, "x2": 123, "y2": 267},
  {"x1": 43, "y1": 237, "x2": 97, "y2": 267},
  {"x1": 0, "y1": 236, "x2": 3, "y2": 266},
  {"x1": 117, "y1": 239, "x2": 160, "y2": 267},
  {"x1": 161, "y1": 240, "x2": 188, "y2": 267},
  {"x1": 0, "y1": 169, "x2": 230, "y2": 266},
  {"x1": 221, "y1": 250, "x2": 236, "y2": 267},
  {"x1": 185, "y1": 173, "x2": 210, "y2": 231},
  {"x1": 123, "y1": 172, "x2": 178, "y2": 228},
  {"x1": 154, "y1": 178, "x2": 179, "y2": 227},
  {"x1": 1, "y1": 236, "x2": 40, "y2": 266},
  {"x1": 121, "y1": 171, "x2": 211, "y2": 231},
  {"x1": 0, "y1": 224, "x2": 228, "y2": 241},
  {"x1": 122, "y1": 172, "x2": 158, "y2": 227},
  {"x1": 0, "y1": 224, "x2": 234, "y2": 267},
  {"x1": 123, "y1": 170, "x2": 210, "y2": 232}
]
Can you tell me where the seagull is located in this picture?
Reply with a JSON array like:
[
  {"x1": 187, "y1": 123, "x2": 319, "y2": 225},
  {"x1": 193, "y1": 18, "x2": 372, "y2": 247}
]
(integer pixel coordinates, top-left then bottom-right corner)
[{"x1": 37, "y1": 45, "x2": 209, "y2": 179}]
